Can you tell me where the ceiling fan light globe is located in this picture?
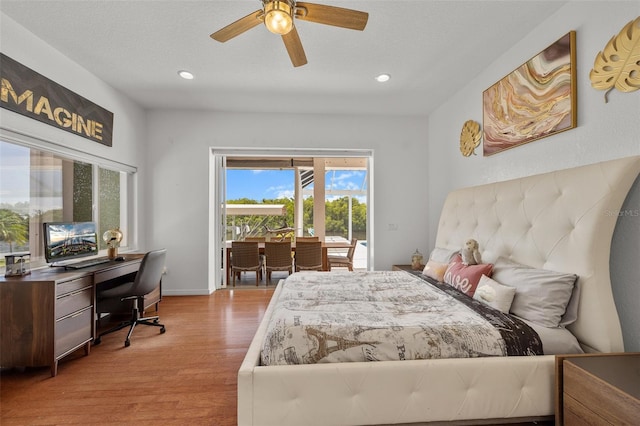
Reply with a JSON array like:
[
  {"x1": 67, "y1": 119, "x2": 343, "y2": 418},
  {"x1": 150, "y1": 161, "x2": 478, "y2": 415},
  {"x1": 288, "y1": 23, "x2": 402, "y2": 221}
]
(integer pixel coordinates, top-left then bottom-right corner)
[{"x1": 264, "y1": 1, "x2": 293, "y2": 35}]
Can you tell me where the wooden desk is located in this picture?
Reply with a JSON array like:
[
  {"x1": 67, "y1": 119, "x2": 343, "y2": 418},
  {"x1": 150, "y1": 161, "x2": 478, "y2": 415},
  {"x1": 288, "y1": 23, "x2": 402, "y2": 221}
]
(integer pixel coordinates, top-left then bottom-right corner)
[
  {"x1": 225, "y1": 241, "x2": 353, "y2": 284},
  {"x1": 0, "y1": 255, "x2": 144, "y2": 376}
]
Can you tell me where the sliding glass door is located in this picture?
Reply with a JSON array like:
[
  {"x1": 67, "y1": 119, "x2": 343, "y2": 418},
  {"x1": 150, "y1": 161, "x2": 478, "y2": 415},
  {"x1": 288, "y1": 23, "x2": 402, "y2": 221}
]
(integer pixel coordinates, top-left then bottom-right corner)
[{"x1": 209, "y1": 148, "x2": 373, "y2": 290}]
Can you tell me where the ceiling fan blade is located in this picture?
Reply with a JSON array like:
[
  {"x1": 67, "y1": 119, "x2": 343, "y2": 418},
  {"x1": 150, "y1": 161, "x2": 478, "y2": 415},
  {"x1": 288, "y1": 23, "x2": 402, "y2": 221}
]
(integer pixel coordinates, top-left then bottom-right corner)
[
  {"x1": 295, "y1": 2, "x2": 368, "y2": 31},
  {"x1": 210, "y1": 10, "x2": 263, "y2": 42},
  {"x1": 282, "y1": 27, "x2": 307, "y2": 67}
]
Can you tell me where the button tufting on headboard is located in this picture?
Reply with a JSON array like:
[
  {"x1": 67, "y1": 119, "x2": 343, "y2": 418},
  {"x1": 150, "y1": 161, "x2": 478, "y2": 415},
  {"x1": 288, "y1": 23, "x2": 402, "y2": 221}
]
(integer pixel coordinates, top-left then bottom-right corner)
[{"x1": 434, "y1": 156, "x2": 640, "y2": 353}]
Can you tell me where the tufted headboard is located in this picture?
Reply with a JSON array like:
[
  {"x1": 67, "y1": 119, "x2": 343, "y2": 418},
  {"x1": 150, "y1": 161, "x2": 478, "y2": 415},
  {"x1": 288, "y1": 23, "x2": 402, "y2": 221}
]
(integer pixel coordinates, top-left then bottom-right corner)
[{"x1": 434, "y1": 156, "x2": 640, "y2": 353}]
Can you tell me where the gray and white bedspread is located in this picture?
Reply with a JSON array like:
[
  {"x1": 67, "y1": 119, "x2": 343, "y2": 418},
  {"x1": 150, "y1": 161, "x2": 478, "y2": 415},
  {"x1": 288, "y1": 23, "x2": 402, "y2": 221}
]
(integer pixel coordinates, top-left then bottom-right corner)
[{"x1": 260, "y1": 271, "x2": 542, "y2": 366}]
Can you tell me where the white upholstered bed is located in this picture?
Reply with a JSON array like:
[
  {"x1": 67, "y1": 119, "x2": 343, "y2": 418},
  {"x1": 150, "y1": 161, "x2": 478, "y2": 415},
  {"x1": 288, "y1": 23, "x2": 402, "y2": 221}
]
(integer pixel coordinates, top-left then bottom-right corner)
[{"x1": 238, "y1": 155, "x2": 640, "y2": 425}]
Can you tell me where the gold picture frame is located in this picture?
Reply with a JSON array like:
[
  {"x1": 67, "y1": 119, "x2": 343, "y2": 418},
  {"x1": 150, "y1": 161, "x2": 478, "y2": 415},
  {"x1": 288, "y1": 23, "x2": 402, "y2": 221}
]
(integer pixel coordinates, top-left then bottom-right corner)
[{"x1": 482, "y1": 31, "x2": 577, "y2": 156}]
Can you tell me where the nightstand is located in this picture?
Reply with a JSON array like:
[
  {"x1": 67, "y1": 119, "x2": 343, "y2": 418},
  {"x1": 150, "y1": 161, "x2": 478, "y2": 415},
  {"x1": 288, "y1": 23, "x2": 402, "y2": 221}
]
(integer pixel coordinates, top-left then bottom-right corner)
[
  {"x1": 392, "y1": 264, "x2": 423, "y2": 272},
  {"x1": 555, "y1": 353, "x2": 640, "y2": 425}
]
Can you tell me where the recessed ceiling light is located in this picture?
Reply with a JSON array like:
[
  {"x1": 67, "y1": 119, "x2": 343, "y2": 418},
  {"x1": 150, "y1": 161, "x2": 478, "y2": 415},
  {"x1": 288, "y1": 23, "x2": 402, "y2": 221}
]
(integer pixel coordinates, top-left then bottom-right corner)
[
  {"x1": 375, "y1": 74, "x2": 390, "y2": 83},
  {"x1": 178, "y1": 70, "x2": 194, "y2": 80}
]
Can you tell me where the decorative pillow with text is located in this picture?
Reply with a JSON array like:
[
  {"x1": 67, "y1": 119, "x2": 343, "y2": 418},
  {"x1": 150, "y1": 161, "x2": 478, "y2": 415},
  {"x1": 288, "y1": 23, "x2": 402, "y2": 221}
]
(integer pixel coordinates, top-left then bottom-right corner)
[{"x1": 444, "y1": 255, "x2": 493, "y2": 297}]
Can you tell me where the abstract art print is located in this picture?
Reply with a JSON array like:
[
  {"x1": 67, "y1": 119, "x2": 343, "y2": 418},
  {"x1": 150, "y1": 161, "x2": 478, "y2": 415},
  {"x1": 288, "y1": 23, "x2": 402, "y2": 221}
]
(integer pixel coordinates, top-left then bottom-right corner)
[{"x1": 483, "y1": 31, "x2": 576, "y2": 156}]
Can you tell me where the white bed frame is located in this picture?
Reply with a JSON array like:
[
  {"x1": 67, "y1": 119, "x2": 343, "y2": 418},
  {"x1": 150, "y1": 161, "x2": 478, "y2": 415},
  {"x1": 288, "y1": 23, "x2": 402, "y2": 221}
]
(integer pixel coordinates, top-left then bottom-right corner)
[{"x1": 238, "y1": 156, "x2": 640, "y2": 426}]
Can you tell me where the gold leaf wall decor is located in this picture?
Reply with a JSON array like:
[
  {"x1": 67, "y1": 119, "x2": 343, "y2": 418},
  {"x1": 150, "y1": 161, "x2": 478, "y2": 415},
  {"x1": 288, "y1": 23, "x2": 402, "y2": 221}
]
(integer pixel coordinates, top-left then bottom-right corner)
[
  {"x1": 460, "y1": 120, "x2": 482, "y2": 157},
  {"x1": 590, "y1": 16, "x2": 640, "y2": 102}
]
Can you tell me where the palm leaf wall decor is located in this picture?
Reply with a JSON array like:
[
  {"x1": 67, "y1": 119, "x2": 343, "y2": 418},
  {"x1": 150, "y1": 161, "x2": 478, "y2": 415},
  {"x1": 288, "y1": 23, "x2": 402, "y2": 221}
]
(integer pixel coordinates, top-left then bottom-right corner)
[{"x1": 589, "y1": 16, "x2": 640, "y2": 102}]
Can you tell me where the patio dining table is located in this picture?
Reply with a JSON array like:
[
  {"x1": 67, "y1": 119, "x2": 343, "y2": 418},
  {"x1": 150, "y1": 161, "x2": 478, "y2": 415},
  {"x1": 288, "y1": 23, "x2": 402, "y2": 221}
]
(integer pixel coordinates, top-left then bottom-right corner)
[{"x1": 225, "y1": 240, "x2": 354, "y2": 284}]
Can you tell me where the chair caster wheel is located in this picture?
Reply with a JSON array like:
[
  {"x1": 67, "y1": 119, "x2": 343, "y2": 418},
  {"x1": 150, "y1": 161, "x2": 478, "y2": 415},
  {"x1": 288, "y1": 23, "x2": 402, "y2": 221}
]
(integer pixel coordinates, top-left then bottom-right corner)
[
  {"x1": 124, "y1": 340, "x2": 130, "y2": 347},
  {"x1": 94, "y1": 338, "x2": 101, "y2": 345},
  {"x1": 160, "y1": 327, "x2": 166, "y2": 334}
]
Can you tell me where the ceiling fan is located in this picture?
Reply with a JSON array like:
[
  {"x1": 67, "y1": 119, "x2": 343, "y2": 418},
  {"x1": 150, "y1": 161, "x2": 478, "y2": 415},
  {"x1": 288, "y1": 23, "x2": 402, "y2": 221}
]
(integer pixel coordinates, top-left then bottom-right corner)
[{"x1": 210, "y1": 0, "x2": 368, "y2": 67}]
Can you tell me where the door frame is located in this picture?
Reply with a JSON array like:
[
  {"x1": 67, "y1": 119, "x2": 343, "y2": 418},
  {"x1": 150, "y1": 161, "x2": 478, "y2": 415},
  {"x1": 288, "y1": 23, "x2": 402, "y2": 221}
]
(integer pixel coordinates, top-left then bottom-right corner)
[{"x1": 209, "y1": 147, "x2": 374, "y2": 291}]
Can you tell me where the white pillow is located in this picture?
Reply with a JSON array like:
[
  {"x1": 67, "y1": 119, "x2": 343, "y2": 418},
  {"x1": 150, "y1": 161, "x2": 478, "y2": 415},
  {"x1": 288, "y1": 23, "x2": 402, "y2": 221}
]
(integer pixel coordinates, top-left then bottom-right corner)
[
  {"x1": 473, "y1": 274, "x2": 516, "y2": 313},
  {"x1": 491, "y1": 257, "x2": 578, "y2": 328},
  {"x1": 429, "y1": 247, "x2": 459, "y2": 263}
]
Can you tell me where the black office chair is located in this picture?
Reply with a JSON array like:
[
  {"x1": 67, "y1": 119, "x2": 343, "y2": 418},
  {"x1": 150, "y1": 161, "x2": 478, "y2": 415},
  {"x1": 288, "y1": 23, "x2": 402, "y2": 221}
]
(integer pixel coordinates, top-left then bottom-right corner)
[{"x1": 94, "y1": 249, "x2": 167, "y2": 347}]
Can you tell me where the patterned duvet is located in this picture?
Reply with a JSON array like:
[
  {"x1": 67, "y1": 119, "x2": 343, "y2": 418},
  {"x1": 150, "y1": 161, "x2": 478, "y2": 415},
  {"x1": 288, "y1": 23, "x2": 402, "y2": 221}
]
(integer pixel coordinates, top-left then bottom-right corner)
[{"x1": 260, "y1": 271, "x2": 542, "y2": 366}]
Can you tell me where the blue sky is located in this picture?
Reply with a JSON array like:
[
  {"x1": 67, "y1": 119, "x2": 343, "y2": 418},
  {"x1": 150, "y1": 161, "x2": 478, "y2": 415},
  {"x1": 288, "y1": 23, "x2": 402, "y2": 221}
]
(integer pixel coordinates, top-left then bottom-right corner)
[
  {"x1": 227, "y1": 170, "x2": 295, "y2": 201},
  {"x1": 226, "y1": 169, "x2": 367, "y2": 202},
  {"x1": 1, "y1": 142, "x2": 33, "y2": 205}
]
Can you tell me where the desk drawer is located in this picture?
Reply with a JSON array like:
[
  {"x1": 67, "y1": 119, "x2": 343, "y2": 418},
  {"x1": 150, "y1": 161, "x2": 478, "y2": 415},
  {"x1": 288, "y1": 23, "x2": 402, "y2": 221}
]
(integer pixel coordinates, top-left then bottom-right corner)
[
  {"x1": 56, "y1": 287, "x2": 92, "y2": 320},
  {"x1": 55, "y1": 307, "x2": 92, "y2": 358},
  {"x1": 94, "y1": 262, "x2": 139, "y2": 284},
  {"x1": 57, "y1": 276, "x2": 92, "y2": 296}
]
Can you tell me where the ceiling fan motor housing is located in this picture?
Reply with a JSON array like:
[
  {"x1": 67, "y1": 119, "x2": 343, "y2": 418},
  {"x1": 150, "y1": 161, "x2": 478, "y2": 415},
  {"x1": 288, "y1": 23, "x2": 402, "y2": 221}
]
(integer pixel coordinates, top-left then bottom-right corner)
[{"x1": 263, "y1": 0, "x2": 295, "y2": 35}]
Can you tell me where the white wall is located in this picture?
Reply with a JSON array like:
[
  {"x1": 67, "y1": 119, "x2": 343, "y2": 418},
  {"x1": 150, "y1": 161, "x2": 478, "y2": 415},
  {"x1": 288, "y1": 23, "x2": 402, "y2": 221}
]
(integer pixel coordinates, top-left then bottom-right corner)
[
  {"x1": 0, "y1": 13, "x2": 149, "y2": 248},
  {"x1": 427, "y1": 2, "x2": 640, "y2": 350},
  {"x1": 427, "y1": 2, "x2": 640, "y2": 244},
  {"x1": 145, "y1": 111, "x2": 429, "y2": 294}
]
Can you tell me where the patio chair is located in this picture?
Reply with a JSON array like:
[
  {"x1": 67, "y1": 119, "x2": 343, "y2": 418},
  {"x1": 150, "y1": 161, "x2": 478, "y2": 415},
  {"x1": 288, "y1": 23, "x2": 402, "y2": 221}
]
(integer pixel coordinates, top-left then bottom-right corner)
[
  {"x1": 243, "y1": 237, "x2": 266, "y2": 274},
  {"x1": 230, "y1": 241, "x2": 263, "y2": 286},
  {"x1": 327, "y1": 238, "x2": 357, "y2": 271},
  {"x1": 294, "y1": 241, "x2": 323, "y2": 272},
  {"x1": 264, "y1": 240, "x2": 293, "y2": 284}
]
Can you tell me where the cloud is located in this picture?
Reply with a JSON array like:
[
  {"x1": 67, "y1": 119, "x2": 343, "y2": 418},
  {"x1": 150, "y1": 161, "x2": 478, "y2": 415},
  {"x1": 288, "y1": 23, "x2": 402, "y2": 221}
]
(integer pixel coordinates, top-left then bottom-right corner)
[
  {"x1": 327, "y1": 171, "x2": 366, "y2": 190},
  {"x1": 267, "y1": 184, "x2": 294, "y2": 199},
  {"x1": 276, "y1": 189, "x2": 294, "y2": 199}
]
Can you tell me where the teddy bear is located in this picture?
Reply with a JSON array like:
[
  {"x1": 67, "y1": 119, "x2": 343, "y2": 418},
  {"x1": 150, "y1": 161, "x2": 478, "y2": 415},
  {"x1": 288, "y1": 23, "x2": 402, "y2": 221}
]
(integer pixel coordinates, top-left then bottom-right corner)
[{"x1": 461, "y1": 238, "x2": 482, "y2": 265}]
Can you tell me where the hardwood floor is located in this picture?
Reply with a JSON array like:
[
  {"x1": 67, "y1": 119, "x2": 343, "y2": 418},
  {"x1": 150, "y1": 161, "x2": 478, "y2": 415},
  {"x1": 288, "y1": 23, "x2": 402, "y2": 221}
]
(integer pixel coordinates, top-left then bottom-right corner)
[
  {"x1": 1, "y1": 288, "x2": 275, "y2": 426},
  {"x1": 2, "y1": 279, "x2": 553, "y2": 425}
]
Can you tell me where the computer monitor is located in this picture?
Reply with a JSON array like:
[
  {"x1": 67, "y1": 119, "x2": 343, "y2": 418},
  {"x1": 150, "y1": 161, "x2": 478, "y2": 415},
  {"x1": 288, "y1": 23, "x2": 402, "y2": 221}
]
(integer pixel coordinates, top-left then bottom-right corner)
[{"x1": 43, "y1": 221, "x2": 99, "y2": 264}]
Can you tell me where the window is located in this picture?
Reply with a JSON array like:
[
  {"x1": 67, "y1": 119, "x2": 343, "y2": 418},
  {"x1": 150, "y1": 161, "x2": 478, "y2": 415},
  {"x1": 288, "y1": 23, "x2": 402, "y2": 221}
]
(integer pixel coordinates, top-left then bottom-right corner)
[{"x1": 0, "y1": 139, "x2": 134, "y2": 270}]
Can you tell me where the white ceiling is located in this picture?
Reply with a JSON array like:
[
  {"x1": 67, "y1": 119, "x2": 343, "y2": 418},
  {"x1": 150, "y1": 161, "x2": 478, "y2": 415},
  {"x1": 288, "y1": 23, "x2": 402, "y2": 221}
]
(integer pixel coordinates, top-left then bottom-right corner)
[{"x1": 1, "y1": 0, "x2": 568, "y2": 116}]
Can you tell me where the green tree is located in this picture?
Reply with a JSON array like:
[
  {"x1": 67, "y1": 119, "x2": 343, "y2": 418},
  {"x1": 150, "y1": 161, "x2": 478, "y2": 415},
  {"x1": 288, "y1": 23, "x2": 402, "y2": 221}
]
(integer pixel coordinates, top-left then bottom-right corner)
[
  {"x1": 323, "y1": 197, "x2": 367, "y2": 238},
  {"x1": 325, "y1": 197, "x2": 348, "y2": 235},
  {"x1": 0, "y1": 209, "x2": 28, "y2": 252},
  {"x1": 303, "y1": 197, "x2": 315, "y2": 234},
  {"x1": 352, "y1": 198, "x2": 367, "y2": 234},
  {"x1": 227, "y1": 198, "x2": 259, "y2": 205},
  {"x1": 225, "y1": 196, "x2": 367, "y2": 239},
  {"x1": 226, "y1": 198, "x2": 297, "y2": 238}
]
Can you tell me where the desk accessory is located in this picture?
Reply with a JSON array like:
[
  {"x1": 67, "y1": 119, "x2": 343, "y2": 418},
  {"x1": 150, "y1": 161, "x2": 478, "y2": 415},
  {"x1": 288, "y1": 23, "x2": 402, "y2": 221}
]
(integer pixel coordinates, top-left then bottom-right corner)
[
  {"x1": 103, "y1": 227, "x2": 123, "y2": 259},
  {"x1": 4, "y1": 253, "x2": 31, "y2": 277}
]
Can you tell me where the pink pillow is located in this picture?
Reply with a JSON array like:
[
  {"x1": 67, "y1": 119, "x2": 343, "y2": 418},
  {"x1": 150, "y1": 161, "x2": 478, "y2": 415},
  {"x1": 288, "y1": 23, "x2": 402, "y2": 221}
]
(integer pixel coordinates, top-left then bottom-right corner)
[{"x1": 444, "y1": 255, "x2": 493, "y2": 297}]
